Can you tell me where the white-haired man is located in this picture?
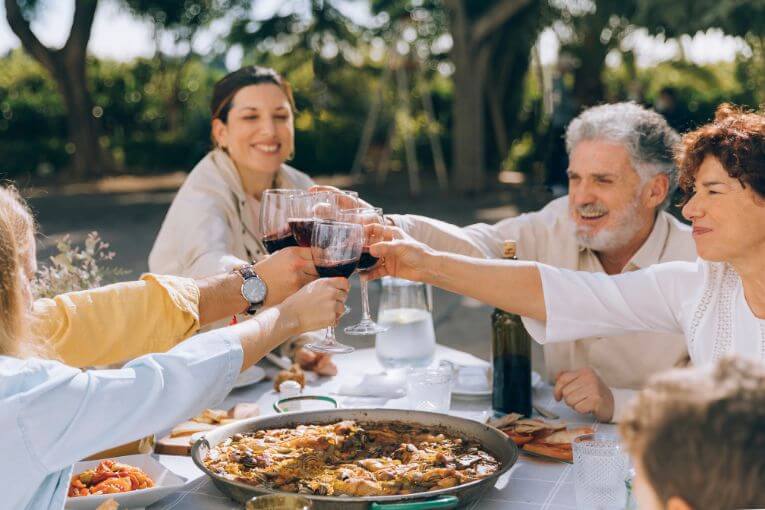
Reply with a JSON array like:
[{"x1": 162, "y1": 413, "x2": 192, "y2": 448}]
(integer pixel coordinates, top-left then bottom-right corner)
[{"x1": 387, "y1": 102, "x2": 695, "y2": 422}]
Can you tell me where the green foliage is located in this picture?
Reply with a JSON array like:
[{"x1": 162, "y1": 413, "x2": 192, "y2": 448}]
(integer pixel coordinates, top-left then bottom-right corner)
[
  {"x1": 1, "y1": 0, "x2": 764, "y2": 185},
  {"x1": 32, "y1": 232, "x2": 130, "y2": 299}
]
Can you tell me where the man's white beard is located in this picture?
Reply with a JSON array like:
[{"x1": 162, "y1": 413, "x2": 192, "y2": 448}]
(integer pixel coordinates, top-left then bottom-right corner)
[{"x1": 575, "y1": 195, "x2": 646, "y2": 252}]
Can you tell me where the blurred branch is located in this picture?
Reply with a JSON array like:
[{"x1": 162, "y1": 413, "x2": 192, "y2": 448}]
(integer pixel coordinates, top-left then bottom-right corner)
[
  {"x1": 66, "y1": 0, "x2": 98, "y2": 55},
  {"x1": 4, "y1": 0, "x2": 53, "y2": 70},
  {"x1": 472, "y1": 0, "x2": 533, "y2": 46}
]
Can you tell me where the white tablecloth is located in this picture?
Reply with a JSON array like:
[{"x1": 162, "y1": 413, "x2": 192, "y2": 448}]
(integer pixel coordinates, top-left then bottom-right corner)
[{"x1": 148, "y1": 345, "x2": 613, "y2": 509}]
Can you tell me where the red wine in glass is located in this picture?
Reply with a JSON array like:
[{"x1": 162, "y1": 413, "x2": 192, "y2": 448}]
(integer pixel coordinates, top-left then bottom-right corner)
[
  {"x1": 316, "y1": 259, "x2": 359, "y2": 278},
  {"x1": 358, "y1": 248, "x2": 379, "y2": 271},
  {"x1": 263, "y1": 229, "x2": 297, "y2": 254},
  {"x1": 288, "y1": 218, "x2": 316, "y2": 248}
]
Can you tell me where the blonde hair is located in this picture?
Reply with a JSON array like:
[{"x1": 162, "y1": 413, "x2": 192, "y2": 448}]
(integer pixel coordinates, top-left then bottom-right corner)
[
  {"x1": 0, "y1": 185, "x2": 39, "y2": 357},
  {"x1": 620, "y1": 356, "x2": 765, "y2": 509}
]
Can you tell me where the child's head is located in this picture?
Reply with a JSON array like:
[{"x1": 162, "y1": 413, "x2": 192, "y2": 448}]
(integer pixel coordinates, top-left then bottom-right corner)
[{"x1": 620, "y1": 357, "x2": 765, "y2": 510}]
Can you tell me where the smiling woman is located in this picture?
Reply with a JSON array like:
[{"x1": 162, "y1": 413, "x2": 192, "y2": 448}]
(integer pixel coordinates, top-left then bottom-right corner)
[
  {"x1": 148, "y1": 65, "x2": 329, "y2": 365},
  {"x1": 149, "y1": 66, "x2": 315, "y2": 279}
]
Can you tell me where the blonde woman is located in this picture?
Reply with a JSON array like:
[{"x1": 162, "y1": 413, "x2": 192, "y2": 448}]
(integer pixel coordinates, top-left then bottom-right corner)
[{"x1": 0, "y1": 187, "x2": 347, "y2": 508}]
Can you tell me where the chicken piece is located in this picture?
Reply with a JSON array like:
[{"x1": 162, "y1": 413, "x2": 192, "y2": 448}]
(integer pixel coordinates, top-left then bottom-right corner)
[
  {"x1": 421, "y1": 467, "x2": 456, "y2": 483},
  {"x1": 357, "y1": 458, "x2": 388, "y2": 472},
  {"x1": 294, "y1": 347, "x2": 319, "y2": 370},
  {"x1": 334, "y1": 477, "x2": 384, "y2": 496},
  {"x1": 273, "y1": 365, "x2": 306, "y2": 391},
  {"x1": 314, "y1": 354, "x2": 337, "y2": 376}
]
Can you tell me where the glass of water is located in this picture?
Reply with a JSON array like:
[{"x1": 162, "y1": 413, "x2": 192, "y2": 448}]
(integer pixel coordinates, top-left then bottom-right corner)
[
  {"x1": 376, "y1": 277, "x2": 436, "y2": 369},
  {"x1": 573, "y1": 433, "x2": 629, "y2": 510},
  {"x1": 407, "y1": 366, "x2": 452, "y2": 412}
]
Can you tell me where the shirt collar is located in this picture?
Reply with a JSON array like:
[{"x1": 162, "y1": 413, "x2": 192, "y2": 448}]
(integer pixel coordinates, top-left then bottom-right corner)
[{"x1": 577, "y1": 211, "x2": 670, "y2": 272}]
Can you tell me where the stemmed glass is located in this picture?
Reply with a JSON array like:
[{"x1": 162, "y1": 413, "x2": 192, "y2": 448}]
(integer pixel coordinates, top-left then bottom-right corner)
[
  {"x1": 339, "y1": 207, "x2": 388, "y2": 335},
  {"x1": 259, "y1": 189, "x2": 305, "y2": 254},
  {"x1": 287, "y1": 191, "x2": 339, "y2": 247},
  {"x1": 306, "y1": 220, "x2": 364, "y2": 353}
]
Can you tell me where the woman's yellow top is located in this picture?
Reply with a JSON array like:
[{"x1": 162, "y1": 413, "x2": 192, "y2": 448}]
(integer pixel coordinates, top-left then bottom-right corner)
[{"x1": 32, "y1": 274, "x2": 200, "y2": 367}]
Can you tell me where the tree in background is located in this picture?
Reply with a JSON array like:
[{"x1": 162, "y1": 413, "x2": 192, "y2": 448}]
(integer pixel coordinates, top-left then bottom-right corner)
[
  {"x1": 371, "y1": 0, "x2": 545, "y2": 192},
  {"x1": 5, "y1": 0, "x2": 113, "y2": 178},
  {"x1": 4, "y1": 0, "x2": 251, "y2": 179},
  {"x1": 124, "y1": 0, "x2": 250, "y2": 134},
  {"x1": 634, "y1": 0, "x2": 765, "y2": 106}
]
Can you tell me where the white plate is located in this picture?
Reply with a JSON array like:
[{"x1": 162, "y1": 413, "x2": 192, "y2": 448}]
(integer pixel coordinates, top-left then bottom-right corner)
[
  {"x1": 233, "y1": 365, "x2": 266, "y2": 389},
  {"x1": 452, "y1": 369, "x2": 542, "y2": 397},
  {"x1": 65, "y1": 454, "x2": 186, "y2": 509}
]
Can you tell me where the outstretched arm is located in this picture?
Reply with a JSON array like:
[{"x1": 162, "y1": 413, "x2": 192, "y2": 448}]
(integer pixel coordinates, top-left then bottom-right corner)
[
  {"x1": 365, "y1": 226, "x2": 546, "y2": 320},
  {"x1": 366, "y1": 225, "x2": 691, "y2": 344},
  {"x1": 14, "y1": 277, "x2": 348, "y2": 477},
  {"x1": 37, "y1": 247, "x2": 318, "y2": 367}
]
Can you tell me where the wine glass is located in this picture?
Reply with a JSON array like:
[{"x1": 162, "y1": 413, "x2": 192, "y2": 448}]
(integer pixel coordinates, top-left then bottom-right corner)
[
  {"x1": 259, "y1": 189, "x2": 305, "y2": 254},
  {"x1": 287, "y1": 191, "x2": 340, "y2": 247},
  {"x1": 306, "y1": 220, "x2": 364, "y2": 354},
  {"x1": 339, "y1": 207, "x2": 388, "y2": 335}
]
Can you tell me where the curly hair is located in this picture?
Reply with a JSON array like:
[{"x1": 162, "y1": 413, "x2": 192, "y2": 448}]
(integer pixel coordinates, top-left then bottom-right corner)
[
  {"x1": 676, "y1": 104, "x2": 765, "y2": 199},
  {"x1": 620, "y1": 357, "x2": 765, "y2": 510}
]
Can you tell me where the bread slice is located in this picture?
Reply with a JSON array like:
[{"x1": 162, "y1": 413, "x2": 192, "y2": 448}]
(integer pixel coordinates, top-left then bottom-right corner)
[{"x1": 169, "y1": 420, "x2": 217, "y2": 438}]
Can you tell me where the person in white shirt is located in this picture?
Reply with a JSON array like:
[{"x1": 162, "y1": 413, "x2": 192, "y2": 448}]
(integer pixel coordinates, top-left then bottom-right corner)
[
  {"x1": 0, "y1": 186, "x2": 348, "y2": 509},
  {"x1": 365, "y1": 104, "x2": 765, "y2": 394},
  {"x1": 383, "y1": 102, "x2": 694, "y2": 422}
]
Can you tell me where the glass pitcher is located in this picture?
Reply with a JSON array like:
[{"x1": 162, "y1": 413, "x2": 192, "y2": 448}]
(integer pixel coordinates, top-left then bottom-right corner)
[{"x1": 375, "y1": 277, "x2": 436, "y2": 368}]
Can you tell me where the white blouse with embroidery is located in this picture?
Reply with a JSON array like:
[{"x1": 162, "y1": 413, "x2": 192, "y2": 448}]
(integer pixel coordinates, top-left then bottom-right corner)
[{"x1": 523, "y1": 260, "x2": 765, "y2": 365}]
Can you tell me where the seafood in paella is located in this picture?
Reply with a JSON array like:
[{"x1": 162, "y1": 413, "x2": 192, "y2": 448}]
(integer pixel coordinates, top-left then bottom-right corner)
[{"x1": 203, "y1": 420, "x2": 500, "y2": 497}]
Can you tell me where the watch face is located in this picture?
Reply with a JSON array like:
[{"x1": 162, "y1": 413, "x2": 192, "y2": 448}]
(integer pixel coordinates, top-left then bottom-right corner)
[{"x1": 242, "y1": 277, "x2": 267, "y2": 304}]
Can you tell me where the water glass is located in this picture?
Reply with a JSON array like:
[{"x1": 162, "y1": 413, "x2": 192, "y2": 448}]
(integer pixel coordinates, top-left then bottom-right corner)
[
  {"x1": 407, "y1": 366, "x2": 452, "y2": 412},
  {"x1": 573, "y1": 433, "x2": 629, "y2": 510}
]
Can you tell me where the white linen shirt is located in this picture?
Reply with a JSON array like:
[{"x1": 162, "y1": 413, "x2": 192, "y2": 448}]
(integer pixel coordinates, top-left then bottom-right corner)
[
  {"x1": 149, "y1": 149, "x2": 314, "y2": 278},
  {"x1": 1, "y1": 328, "x2": 242, "y2": 510},
  {"x1": 524, "y1": 260, "x2": 765, "y2": 365},
  {"x1": 390, "y1": 196, "x2": 696, "y2": 420}
]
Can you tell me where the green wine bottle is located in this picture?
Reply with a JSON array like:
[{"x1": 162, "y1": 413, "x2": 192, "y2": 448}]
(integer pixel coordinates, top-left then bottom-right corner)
[{"x1": 491, "y1": 240, "x2": 533, "y2": 416}]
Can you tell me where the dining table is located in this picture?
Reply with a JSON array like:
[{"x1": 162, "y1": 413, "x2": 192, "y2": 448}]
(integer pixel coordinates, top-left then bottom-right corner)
[{"x1": 148, "y1": 345, "x2": 614, "y2": 510}]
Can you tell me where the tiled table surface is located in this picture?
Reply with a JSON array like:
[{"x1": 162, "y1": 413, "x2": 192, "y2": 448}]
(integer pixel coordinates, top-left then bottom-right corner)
[{"x1": 149, "y1": 346, "x2": 610, "y2": 509}]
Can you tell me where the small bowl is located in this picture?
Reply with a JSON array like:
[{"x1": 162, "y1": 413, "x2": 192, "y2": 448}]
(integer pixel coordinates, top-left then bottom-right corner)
[
  {"x1": 65, "y1": 454, "x2": 186, "y2": 509},
  {"x1": 246, "y1": 494, "x2": 314, "y2": 510},
  {"x1": 273, "y1": 395, "x2": 338, "y2": 413}
]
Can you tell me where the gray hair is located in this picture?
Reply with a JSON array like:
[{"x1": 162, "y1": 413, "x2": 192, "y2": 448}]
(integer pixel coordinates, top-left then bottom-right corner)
[{"x1": 565, "y1": 102, "x2": 681, "y2": 210}]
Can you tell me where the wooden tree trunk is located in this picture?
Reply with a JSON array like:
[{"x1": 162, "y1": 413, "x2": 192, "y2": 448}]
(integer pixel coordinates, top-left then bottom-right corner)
[
  {"x1": 449, "y1": 2, "x2": 485, "y2": 193},
  {"x1": 53, "y1": 54, "x2": 109, "y2": 178},
  {"x1": 452, "y1": 60, "x2": 486, "y2": 192},
  {"x1": 5, "y1": 0, "x2": 112, "y2": 179}
]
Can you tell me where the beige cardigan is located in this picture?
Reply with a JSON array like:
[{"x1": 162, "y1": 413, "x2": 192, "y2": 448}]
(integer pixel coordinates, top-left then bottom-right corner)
[
  {"x1": 149, "y1": 150, "x2": 316, "y2": 354},
  {"x1": 149, "y1": 149, "x2": 314, "y2": 278}
]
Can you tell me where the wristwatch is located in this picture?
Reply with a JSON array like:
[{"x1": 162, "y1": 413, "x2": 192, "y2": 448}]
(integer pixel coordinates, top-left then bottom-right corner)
[{"x1": 236, "y1": 265, "x2": 267, "y2": 315}]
